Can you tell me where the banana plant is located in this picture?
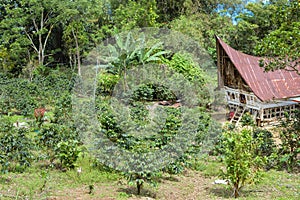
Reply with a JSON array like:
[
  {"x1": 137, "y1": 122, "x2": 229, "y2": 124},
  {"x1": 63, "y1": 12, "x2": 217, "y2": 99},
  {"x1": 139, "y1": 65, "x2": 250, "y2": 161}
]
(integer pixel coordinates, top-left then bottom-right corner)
[{"x1": 105, "y1": 31, "x2": 170, "y2": 91}]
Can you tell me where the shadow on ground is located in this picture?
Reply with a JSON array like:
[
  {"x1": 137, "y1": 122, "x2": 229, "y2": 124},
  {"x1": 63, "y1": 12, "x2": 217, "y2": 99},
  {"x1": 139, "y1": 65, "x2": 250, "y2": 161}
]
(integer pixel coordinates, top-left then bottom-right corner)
[{"x1": 117, "y1": 186, "x2": 157, "y2": 199}]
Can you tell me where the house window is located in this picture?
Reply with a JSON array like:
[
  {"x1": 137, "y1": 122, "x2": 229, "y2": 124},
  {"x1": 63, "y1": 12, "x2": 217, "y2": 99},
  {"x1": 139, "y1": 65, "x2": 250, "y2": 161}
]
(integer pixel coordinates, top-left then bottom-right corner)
[
  {"x1": 231, "y1": 93, "x2": 235, "y2": 100},
  {"x1": 240, "y1": 94, "x2": 246, "y2": 104}
]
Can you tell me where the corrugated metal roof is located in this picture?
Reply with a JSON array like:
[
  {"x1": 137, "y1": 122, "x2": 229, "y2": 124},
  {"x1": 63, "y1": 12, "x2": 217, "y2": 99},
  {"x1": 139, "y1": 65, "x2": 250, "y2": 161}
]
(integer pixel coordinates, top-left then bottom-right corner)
[
  {"x1": 290, "y1": 97, "x2": 300, "y2": 103},
  {"x1": 216, "y1": 36, "x2": 300, "y2": 102}
]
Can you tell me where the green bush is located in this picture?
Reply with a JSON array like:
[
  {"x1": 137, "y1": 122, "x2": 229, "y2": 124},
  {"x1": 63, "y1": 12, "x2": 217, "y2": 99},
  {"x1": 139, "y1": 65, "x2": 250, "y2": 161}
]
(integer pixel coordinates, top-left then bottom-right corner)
[
  {"x1": 131, "y1": 83, "x2": 176, "y2": 102},
  {"x1": 130, "y1": 101, "x2": 149, "y2": 123},
  {"x1": 162, "y1": 53, "x2": 206, "y2": 83},
  {"x1": 53, "y1": 93, "x2": 72, "y2": 124},
  {"x1": 277, "y1": 110, "x2": 300, "y2": 171},
  {"x1": 0, "y1": 119, "x2": 33, "y2": 173},
  {"x1": 241, "y1": 112, "x2": 255, "y2": 127},
  {"x1": 36, "y1": 124, "x2": 79, "y2": 165},
  {"x1": 0, "y1": 71, "x2": 75, "y2": 116},
  {"x1": 55, "y1": 140, "x2": 81, "y2": 169},
  {"x1": 161, "y1": 53, "x2": 211, "y2": 107},
  {"x1": 96, "y1": 72, "x2": 120, "y2": 96},
  {"x1": 253, "y1": 129, "x2": 276, "y2": 157},
  {"x1": 221, "y1": 128, "x2": 265, "y2": 198}
]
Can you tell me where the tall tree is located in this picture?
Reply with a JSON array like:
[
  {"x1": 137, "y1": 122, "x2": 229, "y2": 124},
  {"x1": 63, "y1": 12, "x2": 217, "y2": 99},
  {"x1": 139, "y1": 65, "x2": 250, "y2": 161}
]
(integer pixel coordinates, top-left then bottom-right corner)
[
  {"x1": 255, "y1": 0, "x2": 300, "y2": 74},
  {"x1": 0, "y1": 0, "x2": 61, "y2": 75},
  {"x1": 59, "y1": 0, "x2": 105, "y2": 76},
  {"x1": 256, "y1": 21, "x2": 300, "y2": 74},
  {"x1": 155, "y1": 0, "x2": 246, "y2": 23},
  {"x1": 170, "y1": 12, "x2": 236, "y2": 59},
  {"x1": 112, "y1": 0, "x2": 159, "y2": 31},
  {"x1": 232, "y1": 0, "x2": 298, "y2": 55}
]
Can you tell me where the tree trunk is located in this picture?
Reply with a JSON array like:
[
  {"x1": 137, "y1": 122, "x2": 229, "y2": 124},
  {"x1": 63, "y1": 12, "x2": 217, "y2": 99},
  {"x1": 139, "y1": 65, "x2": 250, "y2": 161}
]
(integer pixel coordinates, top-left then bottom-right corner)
[
  {"x1": 137, "y1": 182, "x2": 142, "y2": 195},
  {"x1": 72, "y1": 28, "x2": 81, "y2": 76},
  {"x1": 25, "y1": 11, "x2": 53, "y2": 67},
  {"x1": 38, "y1": 12, "x2": 44, "y2": 65},
  {"x1": 233, "y1": 183, "x2": 240, "y2": 198}
]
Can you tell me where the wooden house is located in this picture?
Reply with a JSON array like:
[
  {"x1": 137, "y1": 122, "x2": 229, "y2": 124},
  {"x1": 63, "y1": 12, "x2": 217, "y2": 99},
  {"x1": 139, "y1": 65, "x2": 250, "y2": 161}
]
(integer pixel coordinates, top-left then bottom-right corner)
[{"x1": 216, "y1": 36, "x2": 300, "y2": 126}]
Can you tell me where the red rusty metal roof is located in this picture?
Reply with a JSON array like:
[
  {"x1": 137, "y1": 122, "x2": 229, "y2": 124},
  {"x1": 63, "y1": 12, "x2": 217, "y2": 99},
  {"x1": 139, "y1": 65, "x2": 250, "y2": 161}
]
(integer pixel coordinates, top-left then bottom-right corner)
[{"x1": 216, "y1": 36, "x2": 300, "y2": 102}]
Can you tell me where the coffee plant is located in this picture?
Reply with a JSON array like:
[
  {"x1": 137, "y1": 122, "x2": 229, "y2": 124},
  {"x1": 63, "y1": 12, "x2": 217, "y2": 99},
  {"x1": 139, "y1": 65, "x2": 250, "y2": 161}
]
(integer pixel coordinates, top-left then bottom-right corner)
[
  {"x1": 36, "y1": 124, "x2": 79, "y2": 166},
  {"x1": 53, "y1": 92, "x2": 72, "y2": 124},
  {"x1": 130, "y1": 83, "x2": 176, "y2": 102},
  {"x1": 126, "y1": 170, "x2": 161, "y2": 195},
  {"x1": 96, "y1": 72, "x2": 120, "y2": 96},
  {"x1": 220, "y1": 128, "x2": 265, "y2": 198},
  {"x1": 0, "y1": 71, "x2": 75, "y2": 116},
  {"x1": 253, "y1": 129, "x2": 276, "y2": 157},
  {"x1": 55, "y1": 140, "x2": 81, "y2": 169},
  {"x1": 96, "y1": 95, "x2": 216, "y2": 194},
  {"x1": 277, "y1": 110, "x2": 300, "y2": 171},
  {"x1": 0, "y1": 118, "x2": 33, "y2": 173},
  {"x1": 241, "y1": 112, "x2": 255, "y2": 127}
]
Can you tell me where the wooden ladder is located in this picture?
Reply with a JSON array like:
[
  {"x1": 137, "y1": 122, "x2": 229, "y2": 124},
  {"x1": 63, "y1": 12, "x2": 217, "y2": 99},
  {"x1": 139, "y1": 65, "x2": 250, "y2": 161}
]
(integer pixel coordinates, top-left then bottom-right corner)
[{"x1": 230, "y1": 106, "x2": 246, "y2": 127}]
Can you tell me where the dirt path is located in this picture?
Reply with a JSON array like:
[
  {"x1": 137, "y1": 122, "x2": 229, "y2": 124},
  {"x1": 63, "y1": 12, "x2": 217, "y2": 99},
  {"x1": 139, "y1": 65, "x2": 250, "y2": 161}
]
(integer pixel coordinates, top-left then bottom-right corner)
[
  {"x1": 117, "y1": 170, "x2": 230, "y2": 200},
  {"x1": 45, "y1": 170, "x2": 228, "y2": 200}
]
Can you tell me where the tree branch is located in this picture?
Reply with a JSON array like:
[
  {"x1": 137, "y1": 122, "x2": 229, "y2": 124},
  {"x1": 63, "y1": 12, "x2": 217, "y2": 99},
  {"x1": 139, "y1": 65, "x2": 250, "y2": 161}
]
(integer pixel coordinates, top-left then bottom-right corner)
[
  {"x1": 32, "y1": 18, "x2": 39, "y2": 32},
  {"x1": 43, "y1": 25, "x2": 54, "y2": 52},
  {"x1": 24, "y1": 30, "x2": 38, "y2": 54}
]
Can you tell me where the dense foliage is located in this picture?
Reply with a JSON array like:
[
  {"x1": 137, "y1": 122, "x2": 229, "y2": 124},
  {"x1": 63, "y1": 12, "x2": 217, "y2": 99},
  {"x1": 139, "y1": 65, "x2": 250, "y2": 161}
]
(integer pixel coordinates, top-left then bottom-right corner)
[
  {"x1": 0, "y1": 0, "x2": 299, "y2": 198},
  {"x1": 1, "y1": 0, "x2": 298, "y2": 76},
  {"x1": 277, "y1": 111, "x2": 300, "y2": 171},
  {"x1": 220, "y1": 128, "x2": 265, "y2": 198},
  {"x1": 0, "y1": 118, "x2": 33, "y2": 173}
]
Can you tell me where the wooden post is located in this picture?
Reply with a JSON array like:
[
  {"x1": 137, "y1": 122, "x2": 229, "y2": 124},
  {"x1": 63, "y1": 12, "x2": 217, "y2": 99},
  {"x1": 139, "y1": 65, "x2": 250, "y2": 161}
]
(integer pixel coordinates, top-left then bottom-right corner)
[{"x1": 260, "y1": 108, "x2": 264, "y2": 126}]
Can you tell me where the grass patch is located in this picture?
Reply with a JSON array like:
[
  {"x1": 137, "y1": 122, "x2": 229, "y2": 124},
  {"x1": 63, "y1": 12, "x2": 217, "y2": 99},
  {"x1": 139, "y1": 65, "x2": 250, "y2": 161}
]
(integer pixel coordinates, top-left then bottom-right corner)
[
  {"x1": 0, "y1": 156, "x2": 122, "y2": 199},
  {"x1": 0, "y1": 154, "x2": 299, "y2": 199},
  {"x1": 208, "y1": 168, "x2": 300, "y2": 199},
  {"x1": 190, "y1": 157, "x2": 223, "y2": 177},
  {"x1": 1, "y1": 114, "x2": 28, "y2": 123}
]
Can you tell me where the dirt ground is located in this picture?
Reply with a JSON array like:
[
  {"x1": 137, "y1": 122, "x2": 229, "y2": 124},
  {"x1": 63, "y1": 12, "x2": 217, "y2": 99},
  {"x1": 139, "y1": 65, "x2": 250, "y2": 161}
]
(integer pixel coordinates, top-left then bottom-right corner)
[{"x1": 44, "y1": 170, "x2": 231, "y2": 200}]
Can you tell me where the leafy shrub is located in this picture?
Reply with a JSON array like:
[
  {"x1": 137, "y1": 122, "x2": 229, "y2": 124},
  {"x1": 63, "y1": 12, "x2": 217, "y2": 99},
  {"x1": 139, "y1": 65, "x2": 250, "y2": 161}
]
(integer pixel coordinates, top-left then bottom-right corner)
[
  {"x1": 241, "y1": 112, "x2": 255, "y2": 126},
  {"x1": 161, "y1": 53, "x2": 211, "y2": 107},
  {"x1": 220, "y1": 128, "x2": 265, "y2": 198},
  {"x1": 162, "y1": 53, "x2": 206, "y2": 83},
  {"x1": 96, "y1": 72, "x2": 120, "y2": 96},
  {"x1": 130, "y1": 101, "x2": 149, "y2": 123},
  {"x1": 0, "y1": 119, "x2": 33, "y2": 173},
  {"x1": 126, "y1": 170, "x2": 160, "y2": 195},
  {"x1": 36, "y1": 124, "x2": 79, "y2": 165},
  {"x1": 0, "y1": 78, "x2": 38, "y2": 115},
  {"x1": 163, "y1": 155, "x2": 187, "y2": 174},
  {"x1": 277, "y1": 110, "x2": 300, "y2": 171},
  {"x1": 252, "y1": 128, "x2": 277, "y2": 170},
  {"x1": 157, "y1": 107, "x2": 181, "y2": 144},
  {"x1": 253, "y1": 129, "x2": 276, "y2": 157},
  {"x1": 131, "y1": 83, "x2": 155, "y2": 102},
  {"x1": 0, "y1": 71, "x2": 74, "y2": 116},
  {"x1": 97, "y1": 101, "x2": 123, "y2": 142},
  {"x1": 55, "y1": 140, "x2": 81, "y2": 169},
  {"x1": 53, "y1": 92, "x2": 72, "y2": 124},
  {"x1": 131, "y1": 83, "x2": 176, "y2": 102}
]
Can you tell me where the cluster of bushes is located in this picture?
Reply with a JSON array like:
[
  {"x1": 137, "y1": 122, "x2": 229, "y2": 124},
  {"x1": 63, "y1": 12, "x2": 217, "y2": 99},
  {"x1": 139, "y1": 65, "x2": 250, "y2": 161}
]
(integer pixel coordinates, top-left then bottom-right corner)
[
  {"x1": 215, "y1": 111, "x2": 300, "y2": 171},
  {"x1": 212, "y1": 111, "x2": 300, "y2": 198},
  {"x1": 0, "y1": 71, "x2": 75, "y2": 116},
  {"x1": 0, "y1": 116, "x2": 82, "y2": 173},
  {"x1": 0, "y1": 70, "x2": 83, "y2": 173},
  {"x1": 95, "y1": 79, "x2": 216, "y2": 194}
]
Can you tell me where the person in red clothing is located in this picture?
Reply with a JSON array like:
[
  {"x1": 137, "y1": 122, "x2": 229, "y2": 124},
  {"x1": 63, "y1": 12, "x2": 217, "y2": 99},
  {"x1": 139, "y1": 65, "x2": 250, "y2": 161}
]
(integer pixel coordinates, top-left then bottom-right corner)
[
  {"x1": 34, "y1": 107, "x2": 46, "y2": 123},
  {"x1": 229, "y1": 110, "x2": 235, "y2": 120}
]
